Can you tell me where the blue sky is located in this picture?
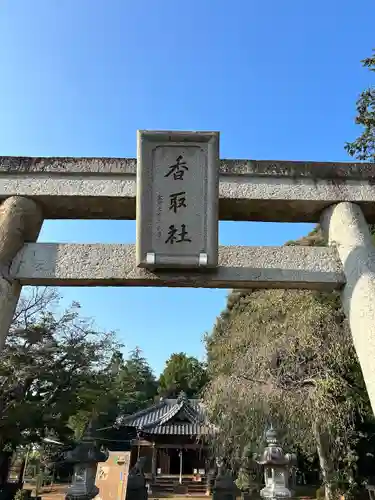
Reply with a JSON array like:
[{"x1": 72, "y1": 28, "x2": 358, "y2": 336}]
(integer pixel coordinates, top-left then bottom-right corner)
[{"x1": 0, "y1": 1, "x2": 373, "y2": 375}]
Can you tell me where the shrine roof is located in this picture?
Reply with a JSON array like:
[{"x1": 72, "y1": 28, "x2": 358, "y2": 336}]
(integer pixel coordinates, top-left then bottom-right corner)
[{"x1": 116, "y1": 392, "x2": 213, "y2": 436}]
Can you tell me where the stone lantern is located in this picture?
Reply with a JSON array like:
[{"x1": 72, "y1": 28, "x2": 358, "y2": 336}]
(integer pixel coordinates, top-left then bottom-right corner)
[
  {"x1": 65, "y1": 422, "x2": 108, "y2": 500},
  {"x1": 257, "y1": 427, "x2": 294, "y2": 500}
]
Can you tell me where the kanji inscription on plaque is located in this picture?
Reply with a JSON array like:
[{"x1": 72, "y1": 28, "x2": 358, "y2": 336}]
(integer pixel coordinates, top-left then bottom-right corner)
[{"x1": 136, "y1": 130, "x2": 219, "y2": 269}]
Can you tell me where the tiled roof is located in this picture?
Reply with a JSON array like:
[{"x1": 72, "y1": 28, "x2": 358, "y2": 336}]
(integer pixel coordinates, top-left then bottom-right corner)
[
  {"x1": 116, "y1": 392, "x2": 212, "y2": 436},
  {"x1": 140, "y1": 423, "x2": 212, "y2": 436}
]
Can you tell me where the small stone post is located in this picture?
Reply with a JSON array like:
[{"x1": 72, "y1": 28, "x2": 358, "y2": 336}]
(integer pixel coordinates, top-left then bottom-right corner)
[
  {"x1": 212, "y1": 459, "x2": 237, "y2": 500},
  {"x1": 206, "y1": 465, "x2": 216, "y2": 496},
  {"x1": 321, "y1": 202, "x2": 375, "y2": 414},
  {"x1": 126, "y1": 457, "x2": 148, "y2": 500},
  {"x1": 238, "y1": 445, "x2": 258, "y2": 500},
  {"x1": 0, "y1": 196, "x2": 43, "y2": 350}
]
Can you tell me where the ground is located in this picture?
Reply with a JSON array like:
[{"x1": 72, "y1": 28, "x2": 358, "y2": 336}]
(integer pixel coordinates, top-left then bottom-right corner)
[
  {"x1": 24, "y1": 483, "x2": 211, "y2": 500},
  {"x1": 24, "y1": 482, "x2": 319, "y2": 499}
]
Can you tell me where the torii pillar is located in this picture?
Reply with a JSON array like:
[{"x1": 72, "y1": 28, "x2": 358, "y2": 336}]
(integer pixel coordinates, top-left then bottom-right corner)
[
  {"x1": 0, "y1": 196, "x2": 43, "y2": 349},
  {"x1": 321, "y1": 202, "x2": 375, "y2": 413}
]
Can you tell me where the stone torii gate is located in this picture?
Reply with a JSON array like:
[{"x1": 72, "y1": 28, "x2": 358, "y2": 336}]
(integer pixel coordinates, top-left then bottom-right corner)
[{"x1": 1, "y1": 144, "x2": 375, "y2": 412}]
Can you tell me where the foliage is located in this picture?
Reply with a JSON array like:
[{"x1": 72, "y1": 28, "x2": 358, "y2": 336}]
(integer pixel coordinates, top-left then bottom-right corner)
[
  {"x1": 158, "y1": 352, "x2": 208, "y2": 398},
  {"x1": 205, "y1": 288, "x2": 365, "y2": 454},
  {"x1": 0, "y1": 287, "x2": 121, "y2": 451},
  {"x1": 203, "y1": 228, "x2": 375, "y2": 499},
  {"x1": 235, "y1": 444, "x2": 261, "y2": 491},
  {"x1": 116, "y1": 347, "x2": 158, "y2": 416},
  {"x1": 67, "y1": 350, "x2": 124, "y2": 439},
  {"x1": 345, "y1": 49, "x2": 375, "y2": 161},
  {"x1": 68, "y1": 347, "x2": 158, "y2": 438},
  {"x1": 0, "y1": 286, "x2": 162, "y2": 451}
]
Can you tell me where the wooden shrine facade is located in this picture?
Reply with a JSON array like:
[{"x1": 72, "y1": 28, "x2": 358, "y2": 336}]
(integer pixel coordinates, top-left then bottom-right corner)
[{"x1": 116, "y1": 392, "x2": 213, "y2": 479}]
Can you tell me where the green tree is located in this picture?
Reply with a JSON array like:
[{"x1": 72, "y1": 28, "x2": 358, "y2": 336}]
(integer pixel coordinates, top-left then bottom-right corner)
[
  {"x1": 67, "y1": 350, "x2": 125, "y2": 439},
  {"x1": 204, "y1": 231, "x2": 374, "y2": 500},
  {"x1": 345, "y1": 49, "x2": 375, "y2": 161},
  {"x1": 116, "y1": 348, "x2": 158, "y2": 416},
  {"x1": 68, "y1": 348, "x2": 158, "y2": 437},
  {"x1": 0, "y1": 287, "x2": 121, "y2": 451},
  {"x1": 158, "y1": 352, "x2": 208, "y2": 398}
]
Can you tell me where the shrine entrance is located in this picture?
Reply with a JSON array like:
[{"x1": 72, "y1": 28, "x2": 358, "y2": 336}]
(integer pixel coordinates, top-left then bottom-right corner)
[
  {"x1": 116, "y1": 392, "x2": 210, "y2": 478},
  {"x1": 169, "y1": 450, "x2": 180, "y2": 475},
  {"x1": 1, "y1": 129, "x2": 375, "y2": 419}
]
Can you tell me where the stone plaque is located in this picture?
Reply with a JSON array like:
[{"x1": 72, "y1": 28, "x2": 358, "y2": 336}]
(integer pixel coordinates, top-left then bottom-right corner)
[{"x1": 136, "y1": 130, "x2": 219, "y2": 269}]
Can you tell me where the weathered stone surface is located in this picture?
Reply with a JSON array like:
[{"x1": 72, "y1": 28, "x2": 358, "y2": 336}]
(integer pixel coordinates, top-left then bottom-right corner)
[
  {"x1": 10, "y1": 243, "x2": 345, "y2": 290},
  {"x1": 1, "y1": 156, "x2": 375, "y2": 180},
  {"x1": 1, "y1": 157, "x2": 375, "y2": 221},
  {"x1": 0, "y1": 196, "x2": 43, "y2": 349},
  {"x1": 136, "y1": 130, "x2": 219, "y2": 268},
  {"x1": 0, "y1": 196, "x2": 43, "y2": 263},
  {"x1": 126, "y1": 457, "x2": 148, "y2": 500},
  {"x1": 0, "y1": 278, "x2": 21, "y2": 347},
  {"x1": 213, "y1": 469, "x2": 237, "y2": 500},
  {"x1": 321, "y1": 202, "x2": 375, "y2": 415},
  {"x1": 258, "y1": 428, "x2": 292, "y2": 499},
  {"x1": 0, "y1": 156, "x2": 138, "y2": 174}
]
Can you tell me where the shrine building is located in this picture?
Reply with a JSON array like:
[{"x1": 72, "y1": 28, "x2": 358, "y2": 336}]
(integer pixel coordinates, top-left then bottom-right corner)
[{"x1": 115, "y1": 391, "x2": 214, "y2": 494}]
